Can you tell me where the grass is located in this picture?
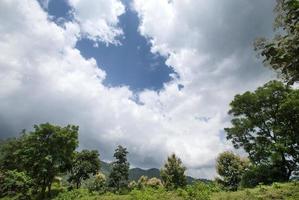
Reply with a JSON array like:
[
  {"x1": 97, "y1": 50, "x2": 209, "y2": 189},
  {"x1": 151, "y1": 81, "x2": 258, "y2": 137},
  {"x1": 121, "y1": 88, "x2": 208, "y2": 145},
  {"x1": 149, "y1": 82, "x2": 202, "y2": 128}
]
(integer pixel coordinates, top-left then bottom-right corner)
[
  {"x1": 1, "y1": 182, "x2": 299, "y2": 200},
  {"x1": 211, "y1": 182, "x2": 299, "y2": 200}
]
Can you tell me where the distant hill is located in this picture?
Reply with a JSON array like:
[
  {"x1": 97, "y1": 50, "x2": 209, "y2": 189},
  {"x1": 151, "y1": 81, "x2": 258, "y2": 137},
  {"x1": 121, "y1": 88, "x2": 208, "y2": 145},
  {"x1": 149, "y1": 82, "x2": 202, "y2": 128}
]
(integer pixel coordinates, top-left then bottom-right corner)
[
  {"x1": 100, "y1": 161, "x2": 211, "y2": 184},
  {"x1": 128, "y1": 168, "x2": 160, "y2": 181}
]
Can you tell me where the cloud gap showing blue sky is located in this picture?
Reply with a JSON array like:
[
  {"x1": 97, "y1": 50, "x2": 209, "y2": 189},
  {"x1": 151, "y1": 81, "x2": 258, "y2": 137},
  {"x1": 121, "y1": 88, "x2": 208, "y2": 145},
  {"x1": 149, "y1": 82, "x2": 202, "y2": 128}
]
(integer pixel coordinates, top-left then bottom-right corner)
[{"x1": 42, "y1": 0, "x2": 174, "y2": 91}]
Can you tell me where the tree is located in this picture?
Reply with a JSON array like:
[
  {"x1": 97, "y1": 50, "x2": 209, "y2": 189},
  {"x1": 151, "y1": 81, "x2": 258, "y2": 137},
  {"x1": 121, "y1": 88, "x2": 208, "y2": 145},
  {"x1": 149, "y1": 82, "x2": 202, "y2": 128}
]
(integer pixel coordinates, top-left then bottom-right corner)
[
  {"x1": 18, "y1": 123, "x2": 78, "y2": 197},
  {"x1": 225, "y1": 81, "x2": 299, "y2": 182},
  {"x1": 160, "y1": 153, "x2": 187, "y2": 190},
  {"x1": 68, "y1": 150, "x2": 100, "y2": 189},
  {"x1": 216, "y1": 151, "x2": 248, "y2": 190},
  {"x1": 108, "y1": 145, "x2": 130, "y2": 192},
  {"x1": 0, "y1": 135, "x2": 26, "y2": 171},
  {"x1": 255, "y1": 0, "x2": 299, "y2": 84}
]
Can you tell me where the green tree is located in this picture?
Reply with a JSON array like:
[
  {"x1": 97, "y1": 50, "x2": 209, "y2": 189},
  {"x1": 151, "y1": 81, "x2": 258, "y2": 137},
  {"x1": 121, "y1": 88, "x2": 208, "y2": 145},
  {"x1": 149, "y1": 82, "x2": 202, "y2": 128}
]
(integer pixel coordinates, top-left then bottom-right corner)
[
  {"x1": 255, "y1": 0, "x2": 299, "y2": 84},
  {"x1": 17, "y1": 123, "x2": 78, "y2": 197},
  {"x1": 225, "y1": 81, "x2": 299, "y2": 182},
  {"x1": 68, "y1": 150, "x2": 100, "y2": 189},
  {"x1": 160, "y1": 153, "x2": 187, "y2": 190},
  {"x1": 108, "y1": 145, "x2": 130, "y2": 192},
  {"x1": 216, "y1": 151, "x2": 249, "y2": 190},
  {"x1": 0, "y1": 135, "x2": 26, "y2": 171}
]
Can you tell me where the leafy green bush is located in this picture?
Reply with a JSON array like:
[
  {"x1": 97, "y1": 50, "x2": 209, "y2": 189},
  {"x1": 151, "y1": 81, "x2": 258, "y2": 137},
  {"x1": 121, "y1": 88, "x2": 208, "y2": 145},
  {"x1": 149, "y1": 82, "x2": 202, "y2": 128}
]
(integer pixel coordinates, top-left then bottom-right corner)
[
  {"x1": 147, "y1": 177, "x2": 163, "y2": 189},
  {"x1": 83, "y1": 172, "x2": 106, "y2": 194},
  {"x1": 181, "y1": 182, "x2": 219, "y2": 200},
  {"x1": 0, "y1": 170, "x2": 32, "y2": 198}
]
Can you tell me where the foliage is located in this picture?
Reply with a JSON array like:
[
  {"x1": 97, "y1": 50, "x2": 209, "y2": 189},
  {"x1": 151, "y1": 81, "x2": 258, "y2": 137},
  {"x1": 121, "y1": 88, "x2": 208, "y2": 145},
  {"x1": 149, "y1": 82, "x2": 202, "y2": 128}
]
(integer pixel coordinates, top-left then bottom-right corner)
[
  {"x1": 0, "y1": 134, "x2": 27, "y2": 171},
  {"x1": 137, "y1": 176, "x2": 148, "y2": 189},
  {"x1": 128, "y1": 180, "x2": 137, "y2": 190},
  {"x1": 225, "y1": 81, "x2": 299, "y2": 184},
  {"x1": 216, "y1": 152, "x2": 249, "y2": 190},
  {"x1": 108, "y1": 145, "x2": 130, "y2": 193},
  {"x1": 68, "y1": 150, "x2": 100, "y2": 189},
  {"x1": 136, "y1": 176, "x2": 162, "y2": 189},
  {"x1": 211, "y1": 181, "x2": 299, "y2": 200},
  {"x1": 160, "y1": 154, "x2": 187, "y2": 190},
  {"x1": 84, "y1": 172, "x2": 106, "y2": 194},
  {"x1": 0, "y1": 170, "x2": 32, "y2": 198},
  {"x1": 240, "y1": 164, "x2": 290, "y2": 188},
  {"x1": 146, "y1": 177, "x2": 163, "y2": 189},
  {"x1": 255, "y1": 0, "x2": 299, "y2": 84},
  {"x1": 0, "y1": 123, "x2": 79, "y2": 197},
  {"x1": 178, "y1": 181, "x2": 220, "y2": 200}
]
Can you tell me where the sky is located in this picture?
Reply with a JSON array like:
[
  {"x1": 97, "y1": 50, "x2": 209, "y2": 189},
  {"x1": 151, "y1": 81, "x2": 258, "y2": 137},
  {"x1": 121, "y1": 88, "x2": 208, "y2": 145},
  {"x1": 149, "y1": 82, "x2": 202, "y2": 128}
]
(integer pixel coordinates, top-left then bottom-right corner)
[{"x1": 0, "y1": 0, "x2": 276, "y2": 179}]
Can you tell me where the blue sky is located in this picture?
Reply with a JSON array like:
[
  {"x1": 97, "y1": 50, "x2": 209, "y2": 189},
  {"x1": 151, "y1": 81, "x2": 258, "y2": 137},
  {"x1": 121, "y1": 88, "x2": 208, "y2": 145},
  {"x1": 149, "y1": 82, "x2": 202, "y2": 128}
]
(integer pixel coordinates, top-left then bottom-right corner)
[
  {"x1": 44, "y1": 0, "x2": 174, "y2": 91},
  {"x1": 0, "y1": 0, "x2": 276, "y2": 178}
]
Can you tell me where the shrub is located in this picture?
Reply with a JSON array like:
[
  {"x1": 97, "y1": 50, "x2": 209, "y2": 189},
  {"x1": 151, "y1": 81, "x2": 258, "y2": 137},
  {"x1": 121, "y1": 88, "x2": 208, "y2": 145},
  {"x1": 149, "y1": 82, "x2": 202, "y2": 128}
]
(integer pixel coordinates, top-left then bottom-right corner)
[
  {"x1": 84, "y1": 172, "x2": 106, "y2": 194},
  {"x1": 128, "y1": 180, "x2": 137, "y2": 190},
  {"x1": 137, "y1": 176, "x2": 148, "y2": 189},
  {"x1": 0, "y1": 170, "x2": 32, "y2": 198},
  {"x1": 183, "y1": 182, "x2": 218, "y2": 200},
  {"x1": 147, "y1": 178, "x2": 163, "y2": 189}
]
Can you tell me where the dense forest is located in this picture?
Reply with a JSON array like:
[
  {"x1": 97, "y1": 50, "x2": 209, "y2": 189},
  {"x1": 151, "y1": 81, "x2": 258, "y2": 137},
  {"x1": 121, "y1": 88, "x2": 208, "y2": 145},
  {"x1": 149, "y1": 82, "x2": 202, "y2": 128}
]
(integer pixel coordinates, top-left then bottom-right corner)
[{"x1": 0, "y1": 0, "x2": 299, "y2": 199}]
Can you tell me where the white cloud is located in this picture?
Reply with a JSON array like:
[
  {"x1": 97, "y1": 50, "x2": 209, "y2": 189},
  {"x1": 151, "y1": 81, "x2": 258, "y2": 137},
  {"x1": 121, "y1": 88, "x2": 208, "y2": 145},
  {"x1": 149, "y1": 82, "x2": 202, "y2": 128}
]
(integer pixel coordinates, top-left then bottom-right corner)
[
  {"x1": 0, "y1": 0, "x2": 276, "y2": 179},
  {"x1": 68, "y1": 0, "x2": 125, "y2": 45},
  {"x1": 133, "y1": 0, "x2": 276, "y2": 177}
]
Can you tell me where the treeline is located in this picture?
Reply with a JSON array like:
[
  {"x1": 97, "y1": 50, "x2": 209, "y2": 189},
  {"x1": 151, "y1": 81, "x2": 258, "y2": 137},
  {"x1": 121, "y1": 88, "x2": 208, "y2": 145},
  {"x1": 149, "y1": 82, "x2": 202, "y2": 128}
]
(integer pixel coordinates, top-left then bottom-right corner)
[{"x1": 0, "y1": 124, "x2": 189, "y2": 199}]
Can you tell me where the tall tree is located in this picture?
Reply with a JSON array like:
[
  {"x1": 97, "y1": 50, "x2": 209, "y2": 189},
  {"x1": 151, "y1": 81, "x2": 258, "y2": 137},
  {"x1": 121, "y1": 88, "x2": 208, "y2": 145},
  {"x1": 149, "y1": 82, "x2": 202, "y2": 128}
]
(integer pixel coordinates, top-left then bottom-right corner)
[
  {"x1": 4, "y1": 123, "x2": 79, "y2": 197},
  {"x1": 68, "y1": 150, "x2": 100, "y2": 188},
  {"x1": 255, "y1": 0, "x2": 299, "y2": 84},
  {"x1": 160, "y1": 153, "x2": 187, "y2": 190},
  {"x1": 108, "y1": 145, "x2": 130, "y2": 192},
  {"x1": 225, "y1": 81, "x2": 299, "y2": 181},
  {"x1": 216, "y1": 151, "x2": 249, "y2": 190}
]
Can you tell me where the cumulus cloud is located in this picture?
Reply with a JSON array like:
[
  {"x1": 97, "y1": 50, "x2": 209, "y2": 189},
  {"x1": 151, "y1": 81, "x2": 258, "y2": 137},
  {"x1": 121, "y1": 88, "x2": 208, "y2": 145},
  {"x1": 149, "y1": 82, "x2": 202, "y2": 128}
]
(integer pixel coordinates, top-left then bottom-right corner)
[
  {"x1": 133, "y1": 0, "x2": 277, "y2": 176},
  {"x1": 68, "y1": 0, "x2": 125, "y2": 45},
  {"x1": 0, "y1": 0, "x2": 276, "y2": 179}
]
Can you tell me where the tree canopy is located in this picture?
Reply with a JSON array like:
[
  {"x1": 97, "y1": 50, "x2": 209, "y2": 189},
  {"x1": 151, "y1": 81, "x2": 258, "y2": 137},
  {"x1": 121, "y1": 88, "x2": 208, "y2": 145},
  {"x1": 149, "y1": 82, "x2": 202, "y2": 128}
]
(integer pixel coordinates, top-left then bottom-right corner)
[
  {"x1": 216, "y1": 151, "x2": 249, "y2": 190},
  {"x1": 255, "y1": 0, "x2": 299, "y2": 84},
  {"x1": 68, "y1": 150, "x2": 101, "y2": 189},
  {"x1": 225, "y1": 81, "x2": 299, "y2": 181},
  {"x1": 0, "y1": 123, "x2": 79, "y2": 197},
  {"x1": 160, "y1": 153, "x2": 187, "y2": 190},
  {"x1": 108, "y1": 145, "x2": 130, "y2": 192}
]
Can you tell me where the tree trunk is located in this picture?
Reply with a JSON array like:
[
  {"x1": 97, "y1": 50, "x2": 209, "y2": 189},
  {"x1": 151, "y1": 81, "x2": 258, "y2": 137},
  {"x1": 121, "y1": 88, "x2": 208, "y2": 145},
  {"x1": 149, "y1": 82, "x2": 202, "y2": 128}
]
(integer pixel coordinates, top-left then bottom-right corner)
[
  {"x1": 41, "y1": 185, "x2": 46, "y2": 199},
  {"x1": 47, "y1": 183, "x2": 52, "y2": 196}
]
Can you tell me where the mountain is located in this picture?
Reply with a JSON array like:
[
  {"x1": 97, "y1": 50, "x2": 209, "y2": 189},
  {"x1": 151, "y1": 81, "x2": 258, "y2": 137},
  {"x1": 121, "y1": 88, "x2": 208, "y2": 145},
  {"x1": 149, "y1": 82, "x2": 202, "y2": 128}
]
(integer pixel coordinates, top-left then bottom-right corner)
[
  {"x1": 100, "y1": 161, "x2": 112, "y2": 177},
  {"x1": 129, "y1": 168, "x2": 161, "y2": 181},
  {"x1": 100, "y1": 161, "x2": 211, "y2": 184}
]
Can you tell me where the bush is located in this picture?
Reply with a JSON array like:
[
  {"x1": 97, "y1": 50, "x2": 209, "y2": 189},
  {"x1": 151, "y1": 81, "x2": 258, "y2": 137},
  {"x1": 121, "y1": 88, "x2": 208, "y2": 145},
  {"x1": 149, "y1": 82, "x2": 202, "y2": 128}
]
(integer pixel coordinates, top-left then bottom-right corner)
[
  {"x1": 137, "y1": 176, "x2": 148, "y2": 189},
  {"x1": 240, "y1": 164, "x2": 288, "y2": 188},
  {"x1": 128, "y1": 180, "x2": 137, "y2": 190},
  {"x1": 0, "y1": 170, "x2": 32, "y2": 198},
  {"x1": 83, "y1": 172, "x2": 106, "y2": 194},
  {"x1": 147, "y1": 178, "x2": 163, "y2": 189},
  {"x1": 183, "y1": 182, "x2": 219, "y2": 200}
]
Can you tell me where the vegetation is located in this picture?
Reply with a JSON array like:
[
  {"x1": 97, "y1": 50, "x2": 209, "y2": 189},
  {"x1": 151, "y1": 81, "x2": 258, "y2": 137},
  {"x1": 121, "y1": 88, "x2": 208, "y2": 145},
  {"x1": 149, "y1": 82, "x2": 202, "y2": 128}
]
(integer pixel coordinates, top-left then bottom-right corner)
[
  {"x1": 160, "y1": 154, "x2": 187, "y2": 190},
  {"x1": 255, "y1": 0, "x2": 299, "y2": 84},
  {"x1": 108, "y1": 145, "x2": 130, "y2": 192},
  {"x1": 68, "y1": 150, "x2": 101, "y2": 189},
  {"x1": 216, "y1": 152, "x2": 249, "y2": 190},
  {"x1": 0, "y1": 0, "x2": 299, "y2": 199},
  {"x1": 225, "y1": 81, "x2": 299, "y2": 185},
  {"x1": 0, "y1": 123, "x2": 79, "y2": 198}
]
